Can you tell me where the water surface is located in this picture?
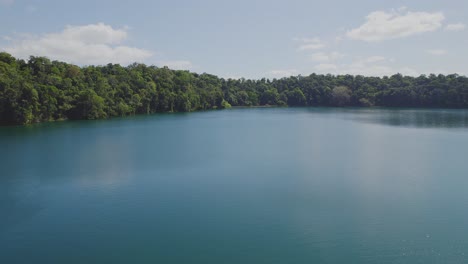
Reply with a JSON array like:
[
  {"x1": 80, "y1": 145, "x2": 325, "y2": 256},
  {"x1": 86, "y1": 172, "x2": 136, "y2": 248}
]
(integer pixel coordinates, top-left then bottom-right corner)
[{"x1": 1, "y1": 108, "x2": 468, "y2": 263}]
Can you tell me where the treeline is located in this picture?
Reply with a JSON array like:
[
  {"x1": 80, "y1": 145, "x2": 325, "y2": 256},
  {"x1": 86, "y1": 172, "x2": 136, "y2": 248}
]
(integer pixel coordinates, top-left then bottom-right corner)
[{"x1": 1, "y1": 52, "x2": 468, "y2": 125}]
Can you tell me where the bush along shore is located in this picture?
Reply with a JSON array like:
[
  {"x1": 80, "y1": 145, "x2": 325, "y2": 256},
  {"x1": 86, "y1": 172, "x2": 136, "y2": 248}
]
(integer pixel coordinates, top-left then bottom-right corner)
[{"x1": 1, "y1": 52, "x2": 468, "y2": 125}]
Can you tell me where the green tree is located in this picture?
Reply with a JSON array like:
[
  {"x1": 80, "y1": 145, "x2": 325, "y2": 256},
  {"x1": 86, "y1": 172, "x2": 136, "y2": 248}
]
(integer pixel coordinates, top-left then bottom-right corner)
[
  {"x1": 2, "y1": 52, "x2": 468, "y2": 125},
  {"x1": 331, "y1": 86, "x2": 352, "y2": 106},
  {"x1": 70, "y1": 90, "x2": 107, "y2": 120}
]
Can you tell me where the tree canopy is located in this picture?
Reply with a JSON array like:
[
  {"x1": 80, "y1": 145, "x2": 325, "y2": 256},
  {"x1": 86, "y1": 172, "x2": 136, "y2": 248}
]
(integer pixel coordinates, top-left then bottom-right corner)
[{"x1": 1, "y1": 52, "x2": 468, "y2": 125}]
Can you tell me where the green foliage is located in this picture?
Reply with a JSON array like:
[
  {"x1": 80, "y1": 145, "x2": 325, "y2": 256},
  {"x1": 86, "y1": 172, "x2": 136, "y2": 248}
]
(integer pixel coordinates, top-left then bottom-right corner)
[
  {"x1": 221, "y1": 99, "x2": 232, "y2": 109},
  {"x1": 70, "y1": 90, "x2": 107, "y2": 120},
  {"x1": 2, "y1": 52, "x2": 468, "y2": 125},
  {"x1": 286, "y1": 88, "x2": 307, "y2": 106},
  {"x1": 331, "y1": 86, "x2": 352, "y2": 106},
  {"x1": 358, "y1": 98, "x2": 373, "y2": 107}
]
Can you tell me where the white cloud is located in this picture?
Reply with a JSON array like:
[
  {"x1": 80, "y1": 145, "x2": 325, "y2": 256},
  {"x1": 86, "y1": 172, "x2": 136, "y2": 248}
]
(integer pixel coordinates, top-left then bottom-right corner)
[
  {"x1": 398, "y1": 6, "x2": 408, "y2": 12},
  {"x1": 295, "y1": 37, "x2": 325, "y2": 51},
  {"x1": 268, "y1": 69, "x2": 298, "y2": 78},
  {"x1": 347, "y1": 8, "x2": 445, "y2": 42},
  {"x1": 310, "y1": 53, "x2": 329, "y2": 62},
  {"x1": 158, "y1": 60, "x2": 193, "y2": 70},
  {"x1": 310, "y1": 52, "x2": 345, "y2": 62},
  {"x1": 335, "y1": 36, "x2": 344, "y2": 43},
  {"x1": 293, "y1": 37, "x2": 320, "y2": 43},
  {"x1": 426, "y1": 49, "x2": 447, "y2": 55},
  {"x1": 313, "y1": 55, "x2": 419, "y2": 77},
  {"x1": 298, "y1": 43, "x2": 325, "y2": 51},
  {"x1": 344, "y1": 64, "x2": 418, "y2": 76},
  {"x1": 346, "y1": 56, "x2": 419, "y2": 76},
  {"x1": 445, "y1": 23, "x2": 466, "y2": 31},
  {"x1": 364, "y1": 56, "x2": 386, "y2": 63},
  {"x1": 314, "y1": 64, "x2": 338, "y2": 71},
  {"x1": 3, "y1": 23, "x2": 153, "y2": 65}
]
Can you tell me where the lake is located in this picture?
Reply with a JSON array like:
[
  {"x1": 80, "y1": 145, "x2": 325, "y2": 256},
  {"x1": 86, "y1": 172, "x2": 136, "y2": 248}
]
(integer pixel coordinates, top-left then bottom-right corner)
[{"x1": 1, "y1": 107, "x2": 468, "y2": 263}]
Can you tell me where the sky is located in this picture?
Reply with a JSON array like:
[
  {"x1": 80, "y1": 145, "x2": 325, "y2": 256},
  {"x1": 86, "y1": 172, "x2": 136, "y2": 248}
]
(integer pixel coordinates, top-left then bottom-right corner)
[{"x1": 0, "y1": 0, "x2": 467, "y2": 79}]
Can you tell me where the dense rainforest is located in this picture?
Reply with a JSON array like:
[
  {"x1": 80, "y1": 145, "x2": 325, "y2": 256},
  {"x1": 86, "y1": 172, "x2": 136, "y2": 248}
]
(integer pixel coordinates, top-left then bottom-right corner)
[{"x1": 1, "y1": 52, "x2": 468, "y2": 125}]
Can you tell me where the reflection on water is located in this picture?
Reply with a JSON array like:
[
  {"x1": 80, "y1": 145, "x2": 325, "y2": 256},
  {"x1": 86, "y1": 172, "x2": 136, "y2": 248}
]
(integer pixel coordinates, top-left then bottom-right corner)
[
  {"x1": 315, "y1": 108, "x2": 468, "y2": 129},
  {"x1": 1, "y1": 107, "x2": 468, "y2": 263}
]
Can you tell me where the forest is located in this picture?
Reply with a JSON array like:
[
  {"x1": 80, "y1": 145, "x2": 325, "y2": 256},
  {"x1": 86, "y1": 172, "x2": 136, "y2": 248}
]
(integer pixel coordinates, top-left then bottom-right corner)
[{"x1": 1, "y1": 51, "x2": 468, "y2": 125}]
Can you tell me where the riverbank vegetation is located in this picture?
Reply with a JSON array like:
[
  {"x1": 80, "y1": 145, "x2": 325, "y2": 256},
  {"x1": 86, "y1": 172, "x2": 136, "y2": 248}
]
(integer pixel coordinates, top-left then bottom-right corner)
[{"x1": 1, "y1": 52, "x2": 468, "y2": 125}]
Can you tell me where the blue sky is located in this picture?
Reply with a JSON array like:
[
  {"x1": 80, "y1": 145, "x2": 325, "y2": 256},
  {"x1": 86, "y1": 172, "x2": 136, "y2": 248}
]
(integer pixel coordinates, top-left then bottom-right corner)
[{"x1": 0, "y1": 0, "x2": 467, "y2": 78}]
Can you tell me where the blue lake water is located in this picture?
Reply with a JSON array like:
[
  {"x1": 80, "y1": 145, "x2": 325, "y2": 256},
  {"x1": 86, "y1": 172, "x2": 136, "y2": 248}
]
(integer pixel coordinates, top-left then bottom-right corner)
[{"x1": 1, "y1": 107, "x2": 468, "y2": 263}]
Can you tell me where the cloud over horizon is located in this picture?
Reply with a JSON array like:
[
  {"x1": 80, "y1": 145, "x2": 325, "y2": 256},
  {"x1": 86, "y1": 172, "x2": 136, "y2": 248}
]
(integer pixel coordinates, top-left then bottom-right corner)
[
  {"x1": 268, "y1": 69, "x2": 298, "y2": 78},
  {"x1": 310, "y1": 51, "x2": 345, "y2": 62},
  {"x1": 445, "y1": 23, "x2": 466, "y2": 31},
  {"x1": 295, "y1": 37, "x2": 325, "y2": 51},
  {"x1": 347, "y1": 8, "x2": 445, "y2": 42},
  {"x1": 313, "y1": 56, "x2": 419, "y2": 77},
  {"x1": 425, "y1": 49, "x2": 447, "y2": 55},
  {"x1": 2, "y1": 23, "x2": 153, "y2": 65},
  {"x1": 158, "y1": 60, "x2": 193, "y2": 70}
]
